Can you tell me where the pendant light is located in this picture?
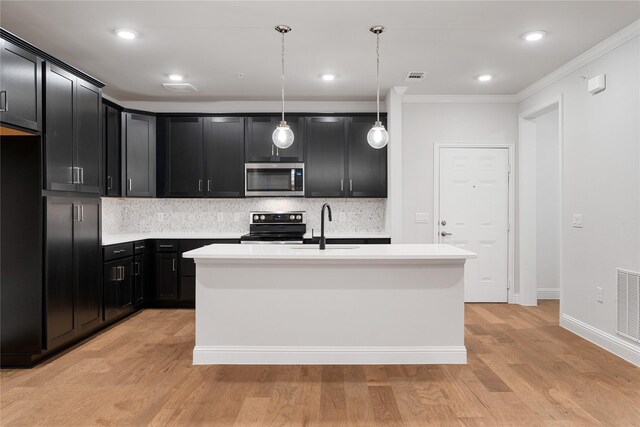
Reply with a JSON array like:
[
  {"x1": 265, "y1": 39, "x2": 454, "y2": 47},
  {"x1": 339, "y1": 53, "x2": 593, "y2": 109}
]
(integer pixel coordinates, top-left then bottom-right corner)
[
  {"x1": 367, "y1": 25, "x2": 389, "y2": 149},
  {"x1": 272, "y1": 25, "x2": 294, "y2": 149}
]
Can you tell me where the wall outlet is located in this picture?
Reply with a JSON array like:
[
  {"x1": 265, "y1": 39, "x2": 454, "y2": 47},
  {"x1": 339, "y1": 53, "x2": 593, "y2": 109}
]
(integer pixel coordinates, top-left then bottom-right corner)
[
  {"x1": 339, "y1": 212, "x2": 346, "y2": 223},
  {"x1": 572, "y1": 214, "x2": 583, "y2": 228},
  {"x1": 217, "y1": 212, "x2": 224, "y2": 222},
  {"x1": 157, "y1": 212, "x2": 166, "y2": 222},
  {"x1": 415, "y1": 213, "x2": 430, "y2": 223},
  {"x1": 233, "y1": 213, "x2": 240, "y2": 223},
  {"x1": 596, "y1": 286, "x2": 603, "y2": 303}
]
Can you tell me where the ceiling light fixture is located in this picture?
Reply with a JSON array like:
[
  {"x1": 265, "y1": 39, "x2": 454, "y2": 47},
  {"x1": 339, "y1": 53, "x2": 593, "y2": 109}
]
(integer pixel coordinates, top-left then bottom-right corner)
[
  {"x1": 168, "y1": 74, "x2": 185, "y2": 81},
  {"x1": 116, "y1": 29, "x2": 138, "y2": 40},
  {"x1": 522, "y1": 30, "x2": 546, "y2": 42},
  {"x1": 322, "y1": 74, "x2": 336, "y2": 81},
  {"x1": 367, "y1": 25, "x2": 389, "y2": 150},
  {"x1": 477, "y1": 74, "x2": 493, "y2": 82},
  {"x1": 272, "y1": 25, "x2": 294, "y2": 150}
]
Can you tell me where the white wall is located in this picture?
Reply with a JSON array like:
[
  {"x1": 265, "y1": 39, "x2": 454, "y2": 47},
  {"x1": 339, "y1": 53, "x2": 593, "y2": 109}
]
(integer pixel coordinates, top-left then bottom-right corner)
[
  {"x1": 401, "y1": 102, "x2": 518, "y2": 244},
  {"x1": 519, "y1": 35, "x2": 640, "y2": 357},
  {"x1": 535, "y1": 109, "x2": 561, "y2": 294}
]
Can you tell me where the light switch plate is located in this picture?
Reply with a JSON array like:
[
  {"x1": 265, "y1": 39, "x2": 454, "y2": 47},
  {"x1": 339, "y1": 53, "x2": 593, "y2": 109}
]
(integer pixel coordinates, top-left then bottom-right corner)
[
  {"x1": 415, "y1": 213, "x2": 430, "y2": 223},
  {"x1": 596, "y1": 286, "x2": 603, "y2": 303},
  {"x1": 572, "y1": 214, "x2": 583, "y2": 228}
]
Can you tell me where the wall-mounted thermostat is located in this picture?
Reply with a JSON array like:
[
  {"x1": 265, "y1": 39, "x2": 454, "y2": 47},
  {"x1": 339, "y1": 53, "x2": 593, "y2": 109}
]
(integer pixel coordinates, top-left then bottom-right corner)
[{"x1": 588, "y1": 74, "x2": 606, "y2": 95}]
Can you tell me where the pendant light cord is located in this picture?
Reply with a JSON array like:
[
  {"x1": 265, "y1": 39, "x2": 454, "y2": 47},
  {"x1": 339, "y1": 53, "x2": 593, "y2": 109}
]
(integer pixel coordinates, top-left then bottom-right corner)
[
  {"x1": 376, "y1": 32, "x2": 380, "y2": 123},
  {"x1": 281, "y1": 31, "x2": 286, "y2": 123}
]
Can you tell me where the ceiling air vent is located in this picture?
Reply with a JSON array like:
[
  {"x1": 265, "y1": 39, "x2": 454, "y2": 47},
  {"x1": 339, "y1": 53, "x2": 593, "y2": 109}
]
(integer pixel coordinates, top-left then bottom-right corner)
[
  {"x1": 405, "y1": 71, "x2": 426, "y2": 81},
  {"x1": 162, "y1": 83, "x2": 198, "y2": 92}
]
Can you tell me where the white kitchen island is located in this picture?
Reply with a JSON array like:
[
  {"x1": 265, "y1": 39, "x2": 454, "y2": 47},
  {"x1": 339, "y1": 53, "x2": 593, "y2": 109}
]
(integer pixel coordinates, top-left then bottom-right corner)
[{"x1": 183, "y1": 244, "x2": 476, "y2": 365}]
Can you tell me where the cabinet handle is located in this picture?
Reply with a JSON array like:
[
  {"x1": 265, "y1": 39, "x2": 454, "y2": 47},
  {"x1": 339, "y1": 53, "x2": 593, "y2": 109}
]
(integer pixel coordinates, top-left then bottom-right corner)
[
  {"x1": 128, "y1": 178, "x2": 132, "y2": 192},
  {"x1": 271, "y1": 145, "x2": 275, "y2": 157},
  {"x1": 107, "y1": 176, "x2": 112, "y2": 190},
  {"x1": 276, "y1": 147, "x2": 279, "y2": 157},
  {"x1": 0, "y1": 91, "x2": 7, "y2": 112},
  {"x1": 198, "y1": 179, "x2": 203, "y2": 192},
  {"x1": 71, "y1": 167, "x2": 78, "y2": 184},
  {"x1": 135, "y1": 245, "x2": 145, "y2": 250},
  {"x1": 172, "y1": 258, "x2": 176, "y2": 272},
  {"x1": 73, "y1": 204, "x2": 79, "y2": 222},
  {"x1": 80, "y1": 205, "x2": 84, "y2": 222},
  {"x1": 135, "y1": 262, "x2": 140, "y2": 276},
  {"x1": 340, "y1": 179, "x2": 344, "y2": 192},
  {"x1": 349, "y1": 179, "x2": 353, "y2": 192},
  {"x1": 80, "y1": 168, "x2": 84, "y2": 184},
  {"x1": 207, "y1": 180, "x2": 211, "y2": 192},
  {"x1": 159, "y1": 244, "x2": 174, "y2": 248},
  {"x1": 113, "y1": 249, "x2": 125, "y2": 254}
]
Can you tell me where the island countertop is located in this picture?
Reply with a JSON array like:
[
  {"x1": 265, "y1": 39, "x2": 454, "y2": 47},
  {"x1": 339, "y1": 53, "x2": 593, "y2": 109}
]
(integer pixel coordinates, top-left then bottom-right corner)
[{"x1": 183, "y1": 243, "x2": 476, "y2": 261}]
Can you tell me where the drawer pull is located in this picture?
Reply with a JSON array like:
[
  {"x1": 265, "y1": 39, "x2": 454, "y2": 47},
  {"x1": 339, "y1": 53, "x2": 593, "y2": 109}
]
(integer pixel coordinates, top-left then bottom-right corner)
[
  {"x1": 113, "y1": 249, "x2": 125, "y2": 254},
  {"x1": 159, "y1": 244, "x2": 174, "y2": 248},
  {"x1": 135, "y1": 245, "x2": 145, "y2": 250}
]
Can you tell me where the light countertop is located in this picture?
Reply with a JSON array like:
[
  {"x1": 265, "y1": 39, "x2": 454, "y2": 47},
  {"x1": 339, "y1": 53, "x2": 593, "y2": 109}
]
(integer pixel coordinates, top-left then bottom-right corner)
[
  {"x1": 183, "y1": 243, "x2": 476, "y2": 261},
  {"x1": 102, "y1": 232, "x2": 391, "y2": 246}
]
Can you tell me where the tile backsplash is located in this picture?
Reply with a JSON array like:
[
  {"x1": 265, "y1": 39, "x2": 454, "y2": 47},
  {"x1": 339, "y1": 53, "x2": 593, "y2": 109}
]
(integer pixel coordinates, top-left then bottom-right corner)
[{"x1": 102, "y1": 198, "x2": 387, "y2": 235}]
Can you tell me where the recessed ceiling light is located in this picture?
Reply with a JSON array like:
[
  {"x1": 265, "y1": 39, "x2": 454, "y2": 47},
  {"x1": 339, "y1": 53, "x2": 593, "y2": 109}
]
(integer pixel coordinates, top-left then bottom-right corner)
[
  {"x1": 321, "y1": 74, "x2": 336, "y2": 81},
  {"x1": 477, "y1": 74, "x2": 493, "y2": 82},
  {"x1": 522, "y1": 31, "x2": 546, "y2": 42},
  {"x1": 116, "y1": 29, "x2": 138, "y2": 40},
  {"x1": 168, "y1": 74, "x2": 185, "y2": 82}
]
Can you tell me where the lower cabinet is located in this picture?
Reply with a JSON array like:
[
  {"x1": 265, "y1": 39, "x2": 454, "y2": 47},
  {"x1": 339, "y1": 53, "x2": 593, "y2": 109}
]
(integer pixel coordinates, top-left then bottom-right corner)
[
  {"x1": 103, "y1": 258, "x2": 133, "y2": 321},
  {"x1": 45, "y1": 196, "x2": 102, "y2": 350},
  {"x1": 155, "y1": 251, "x2": 178, "y2": 301}
]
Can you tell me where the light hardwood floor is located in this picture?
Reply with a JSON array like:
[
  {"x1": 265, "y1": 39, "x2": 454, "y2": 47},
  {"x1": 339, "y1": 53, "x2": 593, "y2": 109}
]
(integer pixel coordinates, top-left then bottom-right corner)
[{"x1": 1, "y1": 301, "x2": 639, "y2": 426}]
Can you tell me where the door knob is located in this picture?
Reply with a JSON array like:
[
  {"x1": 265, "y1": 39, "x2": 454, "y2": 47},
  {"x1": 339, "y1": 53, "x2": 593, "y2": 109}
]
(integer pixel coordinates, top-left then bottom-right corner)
[
  {"x1": 440, "y1": 231, "x2": 452, "y2": 237},
  {"x1": 440, "y1": 220, "x2": 447, "y2": 226}
]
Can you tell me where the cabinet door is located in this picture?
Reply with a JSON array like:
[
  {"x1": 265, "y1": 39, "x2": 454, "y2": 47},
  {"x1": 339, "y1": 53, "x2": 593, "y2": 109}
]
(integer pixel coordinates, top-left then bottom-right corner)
[
  {"x1": 74, "y1": 199, "x2": 102, "y2": 334},
  {"x1": 155, "y1": 253, "x2": 178, "y2": 300},
  {"x1": 274, "y1": 116, "x2": 304, "y2": 162},
  {"x1": 103, "y1": 260, "x2": 120, "y2": 321},
  {"x1": 245, "y1": 116, "x2": 275, "y2": 162},
  {"x1": 347, "y1": 116, "x2": 387, "y2": 197},
  {"x1": 104, "y1": 104, "x2": 121, "y2": 196},
  {"x1": 119, "y1": 261, "x2": 133, "y2": 309},
  {"x1": 45, "y1": 197, "x2": 76, "y2": 349},
  {"x1": 134, "y1": 254, "x2": 146, "y2": 306},
  {"x1": 45, "y1": 64, "x2": 76, "y2": 191},
  {"x1": 75, "y1": 79, "x2": 102, "y2": 193},
  {"x1": 167, "y1": 117, "x2": 204, "y2": 197},
  {"x1": 205, "y1": 117, "x2": 245, "y2": 197},
  {"x1": 0, "y1": 39, "x2": 42, "y2": 132},
  {"x1": 305, "y1": 117, "x2": 346, "y2": 197},
  {"x1": 124, "y1": 113, "x2": 156, "y2": 197}
]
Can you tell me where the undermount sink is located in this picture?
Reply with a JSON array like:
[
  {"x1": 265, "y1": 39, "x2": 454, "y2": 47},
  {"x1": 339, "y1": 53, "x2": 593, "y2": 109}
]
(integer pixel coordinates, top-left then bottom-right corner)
[{"x1": 291, "y1": 245, "x2": 360, "y2": 250}]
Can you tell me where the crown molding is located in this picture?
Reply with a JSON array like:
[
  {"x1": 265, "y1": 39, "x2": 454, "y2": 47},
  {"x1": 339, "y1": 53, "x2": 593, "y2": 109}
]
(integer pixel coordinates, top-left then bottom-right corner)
[
  {"x1": 403, "y1": 95, "x2": 517, "y2": 104},
  {"x1": 515, "y1": 19, "x2": 640, "y2": 102}
]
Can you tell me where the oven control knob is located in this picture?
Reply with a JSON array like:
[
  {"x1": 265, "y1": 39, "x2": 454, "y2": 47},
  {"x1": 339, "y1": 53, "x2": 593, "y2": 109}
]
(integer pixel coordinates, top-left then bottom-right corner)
[
  {"x1": 260, "y1": 215, "x2": 265, "y2": 221},
  {"x1": 253, "y1": 215, "x2": 259, "y2": 221},
  {"x1": 296, "y1": 215, "x2": 302, "y2": 220},
  {"x1": 290, "y1": 215, "x2": 295, "y2": 220}
]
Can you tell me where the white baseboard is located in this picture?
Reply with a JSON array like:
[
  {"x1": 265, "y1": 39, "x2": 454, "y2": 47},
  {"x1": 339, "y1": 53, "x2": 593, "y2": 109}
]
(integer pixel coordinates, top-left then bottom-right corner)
[
  {"x1": 509, "y1": 292, "x2": 520, "y2": 304},
  {"x1": 537, "y1": 288, "x2": 560, "y2": 300},
  {"x1": 193, "y1": 345, "x2": 467, "y2": 365},
  {"x1": 560, "y1": 314, "x2": 640, "y2": 367}
]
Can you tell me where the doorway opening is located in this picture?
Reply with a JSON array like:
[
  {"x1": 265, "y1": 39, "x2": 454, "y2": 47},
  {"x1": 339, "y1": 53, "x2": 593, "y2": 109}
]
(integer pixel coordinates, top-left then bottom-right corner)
[{"x1": 518, "y1": 97, "x2": 563, "y2": 307}]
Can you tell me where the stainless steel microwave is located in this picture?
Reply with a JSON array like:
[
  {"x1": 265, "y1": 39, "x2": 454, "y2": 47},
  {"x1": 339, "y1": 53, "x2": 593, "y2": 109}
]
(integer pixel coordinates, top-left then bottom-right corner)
[{"x1": 245, "y1": 163, "x2": 304, "y2": 197}]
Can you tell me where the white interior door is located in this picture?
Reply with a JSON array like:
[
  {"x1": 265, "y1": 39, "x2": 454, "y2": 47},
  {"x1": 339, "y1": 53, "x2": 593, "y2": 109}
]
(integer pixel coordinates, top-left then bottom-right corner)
[{"x1": 438, "y1": 147, "x2": 509, "y2": 302}]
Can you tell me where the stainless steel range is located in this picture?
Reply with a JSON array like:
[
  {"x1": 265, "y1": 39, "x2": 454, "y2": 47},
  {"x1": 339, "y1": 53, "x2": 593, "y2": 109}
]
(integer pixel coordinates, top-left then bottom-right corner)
[{"x1": 240, "y1": 211, "x2": 306, "y2": 244}]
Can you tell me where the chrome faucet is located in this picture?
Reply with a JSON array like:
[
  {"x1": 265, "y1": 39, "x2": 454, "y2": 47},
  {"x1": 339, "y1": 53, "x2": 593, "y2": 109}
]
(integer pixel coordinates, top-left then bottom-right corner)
[{"x1": 319, "y1": 203, "x2": 332, "y2": 250}]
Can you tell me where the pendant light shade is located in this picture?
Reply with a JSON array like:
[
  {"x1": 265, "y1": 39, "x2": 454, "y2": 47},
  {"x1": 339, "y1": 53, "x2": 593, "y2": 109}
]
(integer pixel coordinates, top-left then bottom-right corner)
[
  {"x1": 273, "y1": 25, "x2": 294, "y2": 149},
  {"x1": 368, "y1": 25, "x2": 389, "y2": 149}
]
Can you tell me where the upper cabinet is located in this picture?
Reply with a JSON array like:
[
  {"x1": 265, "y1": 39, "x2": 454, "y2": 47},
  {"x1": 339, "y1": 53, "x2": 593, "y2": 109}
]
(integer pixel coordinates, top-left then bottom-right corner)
[
  {"x1": 305, "y1": 115, "x2": 387, "y2": 198},
  {"x1": 159, "y1": 116, "x2": 245, "y2": 198},
  {"x1": 103, "y1": 102, "x2": 122, "y2": 197},
  {"x1": 123, "y1": 113, "x2": 156, "y2": 197},
  {"x1": 0, "y1": 38, "x2": 42, "y2": 133},
  {"x1": 45, "y1": 63, "x2": 102, "y2": 193},
  {"x1": 245, "y1": 116, "x2": 304, "y2": 162}
]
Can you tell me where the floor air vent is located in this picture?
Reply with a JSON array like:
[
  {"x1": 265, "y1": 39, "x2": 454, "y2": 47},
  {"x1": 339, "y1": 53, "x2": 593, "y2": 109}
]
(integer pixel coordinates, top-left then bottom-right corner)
[{"x1": 617, "y1": 268, "x2": 640, "y2": 342}]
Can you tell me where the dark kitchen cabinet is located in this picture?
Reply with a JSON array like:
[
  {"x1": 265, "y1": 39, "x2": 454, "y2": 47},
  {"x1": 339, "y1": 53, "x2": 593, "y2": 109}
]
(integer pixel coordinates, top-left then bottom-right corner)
[
  {"x1": 204, "y1": 117, "x2": 245, "y2": 197},
  {"x1": 0, "y1": 38, "x2": 42, "y2": 132},
  {"x1": 155, "y1": 252, "x2": 178, "y2": 300},
  {"x1": 103, "y1": 102, "x2": 122, "y2": 196},
  {"x1": 166, "y1": 117, "x2": 204, "y2": 197},
  {"x1": 103, "y1": 258, "x2": 133, "y2": 321},
  {"x1": 123, "y1": 112, "x2": 156, "y2": 197},
  {"x1": 45, "y1": 63, "x2": 102, "y2": 193},
  {"x1": 245, "y1": 116, "x2": 304, "y2": 162},
  {"x1": 133, "y1": 240, "x2": 148, "y2": 306},
  {"x1": 305, "y1": 117, "x2": 347, "y2": 197},
  {"x1": 347, "y1": 116, "x2": 387, "y2": 197},
  {"x1": 45, "y1": 196, "x2": 102, "y2": 350}
]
